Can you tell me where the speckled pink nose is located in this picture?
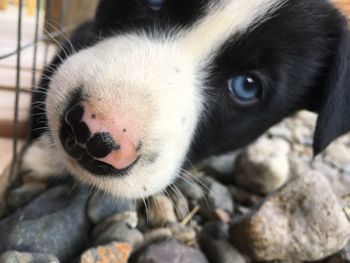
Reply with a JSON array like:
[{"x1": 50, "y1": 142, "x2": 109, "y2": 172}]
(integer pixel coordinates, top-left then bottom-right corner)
[{"x1": 63, "y1": 102, "x2": 141, "y2": 172}]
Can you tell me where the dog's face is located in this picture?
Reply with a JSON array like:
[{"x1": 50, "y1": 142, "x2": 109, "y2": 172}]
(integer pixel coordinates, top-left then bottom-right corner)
[{"x1": 42, "y1": 0, "x2": 350, "y2": 198}]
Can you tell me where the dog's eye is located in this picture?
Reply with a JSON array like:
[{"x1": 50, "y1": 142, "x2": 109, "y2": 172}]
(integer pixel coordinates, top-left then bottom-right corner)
[
  {"x1": 144, "y1": 0, "x2": 164, "y2": 11},
  {"x1": 228, "y1": 74, "x2": 262, "y2": 104}
]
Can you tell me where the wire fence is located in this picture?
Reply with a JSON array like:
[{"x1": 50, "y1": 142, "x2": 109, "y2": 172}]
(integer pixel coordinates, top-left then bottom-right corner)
[{"x1": 0, "y1": 0, "x2": 70, "y2": 178}]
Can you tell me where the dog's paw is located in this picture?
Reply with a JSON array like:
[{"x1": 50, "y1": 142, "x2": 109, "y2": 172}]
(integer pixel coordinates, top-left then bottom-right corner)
[{"x1": 21, "y1": 134, "x2": 65, "y2": 181}]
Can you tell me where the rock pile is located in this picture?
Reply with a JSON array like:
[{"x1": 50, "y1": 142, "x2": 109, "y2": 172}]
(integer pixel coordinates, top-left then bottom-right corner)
[{"x1": 0, "y1": 111, "x2": 349, "y2": 263}]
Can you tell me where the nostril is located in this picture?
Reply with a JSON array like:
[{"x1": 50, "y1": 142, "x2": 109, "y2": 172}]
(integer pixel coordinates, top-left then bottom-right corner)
[
  {"x1": 87, "y1": 132, "x2": 120, "y2": 158},
  {"x1": 64, "y1": 103, "x2": 91, "y2": 143},
  {"x1": 65, "y1": 104, "x2": 84, "y2": 126},
  {"x1": 65, "y1": 135, "x2": 76, "y2": 151}
]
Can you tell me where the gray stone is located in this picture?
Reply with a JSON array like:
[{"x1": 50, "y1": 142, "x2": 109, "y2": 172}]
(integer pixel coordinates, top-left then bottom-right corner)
[
  {"x1": 292, "y1": 125, "x2": 313, "y2": 145},
  {"x1": 175, "y1": 178, "x2": 204, "y2": 202},
  {"x1": 312, "y1": 160, "x2": 350, "y2": 198},
  {"x1": 93, "y1": 220, "x2": 144, "y2": 247},
  {"x1": 323, "y1": 142, "x2": 350, "y2": 170},
  {"x1": 212, "y1": 208, "x2": 231, "y2": 223},
  {"x1": 0, "y1": 185, "x2": 90, "y2": 263},
  {"x1": 228, "y1": 186, "x2": 261, "y2": 207},
  {"x1": 268, "y1": 125, "x2": 292, "y2": 141},
  {"x1": 200, "y1": 151, "x2": 240, "y2": 175},
  {"x1": 143, "y1": 228, "x2": 173, "y2": 243},
  {"x1": 88, "y1": 190, "x2": 136, "y2": 224},
  {"x1": 321, "y1": 242, "x2": 350, "y2": 262},
  {"x1": 229, "y1": 170, "x2": 350, "y2": 262},
  {"x1": 130, "y1": 237, "x2": 208, "y2": 263},
  {"x1": 147, "y1": 195, "x2": 177, "y2": 227},
  {"x1": 199, "y1": 221, "x2": 246, "y2": 263},
  {"x1": 200, "y1": 176, "x2": 234, "y2": 218},
  {"x1": 169, "y1": 222, "x2": 196, "y2": 243},
  {"x1": 94, "y1": 211, "x2": 138, "y2": 233},
  {"x1": 7, "y1": 182, "x2": 47, "y2": 209},
  {"x1": 0, "y1": 251, "x2": 60, "y2": 263},
  {"x1": 233, "y1": 136, "x2": 290, "y2": 195},
  {"x1": 344, "y1": 165, "x2": 350, "y2": 175},
  {"x1": 295, "y1": 110, "x2": 317, "y2": 129},
  {"x1": 170, "y1": 191, "x2": 190, "y2": 221}
]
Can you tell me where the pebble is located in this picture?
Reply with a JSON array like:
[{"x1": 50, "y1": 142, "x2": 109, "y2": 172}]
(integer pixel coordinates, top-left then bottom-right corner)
[
  {"x1": 296, "y1": 110, "x2": 317, "y2": 129},
  {"x1": 200, "y1": 221, "x2": 246, "y2": 263},
  {"x1": 88, "y1": 190, "x2": 136, "y2": 224},
  {"x1": 212, "y1": 208, "x2": 231, "y2": 223},
  {"x1": 200, "y1": 151, "x2": 239, "y2": 175},
  {"x1": 93, "y1": 211, "x2": 138, "y2": 237},
  {"x1": 169, "y1": 222, "x2": 196, "y2": 243},
  {"x1": 0, "y1": 251, "x2": 60, "y2": 263},
  {"x1": 147, "y1": 195, "x2": 177, "y2": 227},
  {"x1": 200, "y1": 176, "x2": 234, "y2": 218},
  {"x1": 292, "y1": 125, "x2": 313, "y2": 145},
  {"x1": 268, "y1": 125, "x2": 292, "y2": 141},
  {"x1": 323, "y1": 142, "x2": 350, "y2": 170},
  {"x1": 93, "y1": 220, "x2": 144, "y2": 247},
  {"x1": 322, "y1": 242, "x2": 350, "y2": 263},
  {"x1": 344, "y1": 165, "x2": 350, "y2": 175},
  {"x1": 171, "y1": 192, "x2": 190, "y2": 221},
  {"x1": 228, "y1": 186, "x2": 261, "y2": 207},
  {"x1": 233, "y1": 136, "x2": 290, "y2": 195},
  {"x1": 0, "y1": 185, "x2": 90, "y2": 263},
  {"x1": 312, "y1": 160, "x2": 350, "y2": 197},
  {"x1": 175, "y1": 178, "x2": 204, "y2": 202},
  {"x1": 143, "y1": 228, "x2": 173, "y2": 243},
  {"x1": 229, "y1": 170, "x2": 350, "y2": 262},
  {"x1": 6, "y1": 182, "x2": 47, "y2": 209},
  {"x1": 130, "y1": 237, "x2": 208, "y2": 263},
  {"x1": 79, "y1": 242, "x2": 131, "y2": 263}
]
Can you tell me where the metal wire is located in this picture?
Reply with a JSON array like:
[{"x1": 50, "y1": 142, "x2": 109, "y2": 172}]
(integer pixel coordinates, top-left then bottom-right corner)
[
  {"x1": 31, "y1": 0, "x2": 42, "y2": 91},
  {"x1": 60, "y1": 0, "x2": 66, "y2": 31},
  {"x1": 10, "y1": 0, "x2": 24, "y2": 178},
  {"x1": 0, "y1": 23, "x2": 76, "y2": 61},
  {"x1": 43, "y1": 0, "x2": 53, "y2": 67}
]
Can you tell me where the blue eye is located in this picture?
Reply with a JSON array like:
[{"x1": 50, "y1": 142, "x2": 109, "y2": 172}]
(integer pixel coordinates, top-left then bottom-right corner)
[
  {"x1": 144, "y1": 0, "x2": 164, "y2": 11},
  {"x1": 228, "y1": 74, "x2": 262, "y2": 103}
]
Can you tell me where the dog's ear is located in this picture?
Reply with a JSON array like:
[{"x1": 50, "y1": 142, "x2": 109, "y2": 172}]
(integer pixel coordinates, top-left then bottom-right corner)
[{"x1": 313, "y1": 22, "x2": 350, "y2": 155}]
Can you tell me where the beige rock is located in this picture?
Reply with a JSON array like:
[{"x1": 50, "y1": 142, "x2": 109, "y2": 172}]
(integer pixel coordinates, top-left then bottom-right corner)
[
  {"x1": 169, "y1": 222, "x2": 196, "y2": 243},
  {"x1": 144, "y1": 228, "x2": 173, "y2": 243},
  {"x1": 230, "y1": 170, "x2": 350, "y2": 262},
  {"x1": 147, "y1": 194, "x2": 177, "y2": 227},
  {"x1": 323, "y1": 142, "x2": 350, "y2": 169},
  {"x1": 234, "y1": 137, "x2": 290, "y2": 195}
]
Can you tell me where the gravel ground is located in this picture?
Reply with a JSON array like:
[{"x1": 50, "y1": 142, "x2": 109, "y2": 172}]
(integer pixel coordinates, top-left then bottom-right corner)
[{"x1": 0, "y1": 110, "x2": 349, "y2": 263}]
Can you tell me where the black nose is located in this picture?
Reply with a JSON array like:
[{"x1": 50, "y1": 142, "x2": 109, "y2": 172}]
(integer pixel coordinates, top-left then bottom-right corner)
[
  {"x1": 59, "y1": 103, "x2": 88, "y2": 161},
  {"x1": 59, "y1": 103, "x2": 129, "y2": 176},
  {"x1": 64, "y1": 104, "x2": 91, "y2": 144}
]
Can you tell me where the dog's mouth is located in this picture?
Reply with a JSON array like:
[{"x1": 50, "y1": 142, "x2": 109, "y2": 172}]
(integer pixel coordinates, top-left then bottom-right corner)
[{"x1": 60, "y1": 121, "x2": 140, "y2": 176}]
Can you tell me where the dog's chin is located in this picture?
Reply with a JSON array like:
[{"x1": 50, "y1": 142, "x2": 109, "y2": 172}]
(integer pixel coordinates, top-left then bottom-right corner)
[{"x1": 62, "y1": 152, "x2": 178, "y2": 199}]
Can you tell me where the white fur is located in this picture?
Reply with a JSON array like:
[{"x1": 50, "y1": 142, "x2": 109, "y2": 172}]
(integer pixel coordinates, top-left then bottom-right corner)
[
  {"x1": 180, "y1": 0, "x2": 286, "y2": 61},
  {"x1": 44, "y1": 0, "x2": 285, "y2": 198},
  {"x1": 22, "y1": 133, "x2": 65, "y2": 180}
]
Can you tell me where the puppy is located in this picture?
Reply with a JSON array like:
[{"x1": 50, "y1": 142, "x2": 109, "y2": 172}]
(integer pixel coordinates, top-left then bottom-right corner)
[{"x1": 25, "y1": 0, "x2": 350, "y2": 198}]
